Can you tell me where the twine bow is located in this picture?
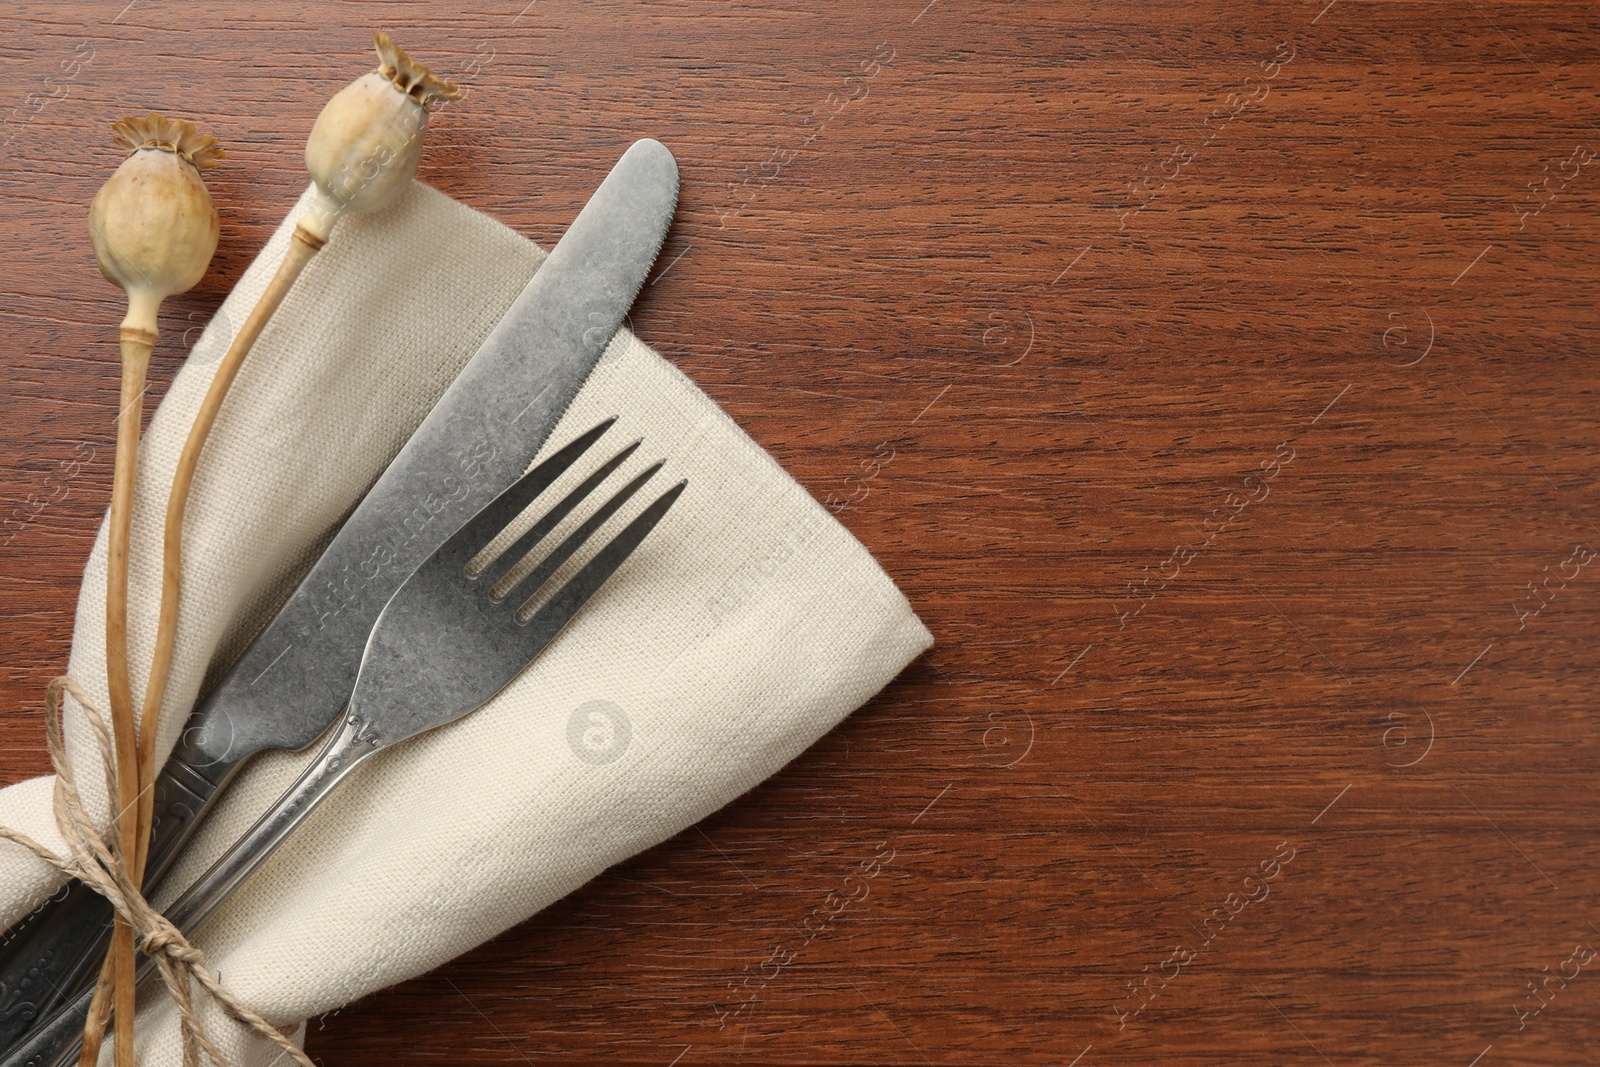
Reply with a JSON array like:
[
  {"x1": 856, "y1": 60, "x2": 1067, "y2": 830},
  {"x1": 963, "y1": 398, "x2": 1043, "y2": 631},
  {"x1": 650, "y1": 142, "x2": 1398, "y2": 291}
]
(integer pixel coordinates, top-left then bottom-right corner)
[{"x1": 0, "y1": 677, "x2": 313, "y2": 1067}]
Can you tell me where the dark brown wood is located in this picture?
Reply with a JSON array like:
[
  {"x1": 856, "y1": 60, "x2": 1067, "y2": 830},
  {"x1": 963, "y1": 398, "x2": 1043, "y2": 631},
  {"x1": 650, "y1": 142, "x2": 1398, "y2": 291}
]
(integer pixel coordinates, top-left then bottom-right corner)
[{"x1": 3, "y1": 2, "x2": 1599, "y2": 1063}]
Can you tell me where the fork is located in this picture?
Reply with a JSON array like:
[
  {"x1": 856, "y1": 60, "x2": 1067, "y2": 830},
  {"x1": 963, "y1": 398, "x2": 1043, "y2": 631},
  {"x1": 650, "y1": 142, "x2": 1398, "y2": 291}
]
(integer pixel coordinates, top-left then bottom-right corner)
[{"x1": 8, "y1": 416, "x2": 684, "y2": 1067}]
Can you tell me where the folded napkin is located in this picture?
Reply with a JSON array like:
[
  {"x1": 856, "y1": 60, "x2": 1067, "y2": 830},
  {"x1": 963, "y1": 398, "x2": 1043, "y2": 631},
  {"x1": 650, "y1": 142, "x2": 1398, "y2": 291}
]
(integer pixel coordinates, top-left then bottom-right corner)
[{"x1": 0, "y1": 173, "x2": 931, "y2": 1063}]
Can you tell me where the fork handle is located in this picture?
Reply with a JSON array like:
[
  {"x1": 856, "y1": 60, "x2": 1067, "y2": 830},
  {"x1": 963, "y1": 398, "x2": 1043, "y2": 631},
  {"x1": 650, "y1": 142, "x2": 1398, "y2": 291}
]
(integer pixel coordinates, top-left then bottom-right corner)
[
  {"x1": 0, "y1": 712, "x2": 379, "y2": 1067},
  {"x1": 163, "y1": 707, "x2": 379, "y2": 936}
]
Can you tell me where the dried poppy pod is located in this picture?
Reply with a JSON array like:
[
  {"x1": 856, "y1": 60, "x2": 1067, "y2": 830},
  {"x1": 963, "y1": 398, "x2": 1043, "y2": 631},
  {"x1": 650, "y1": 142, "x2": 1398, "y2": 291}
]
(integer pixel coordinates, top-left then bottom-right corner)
[
  {"x1": 89, "y1": 113, "x2": 224, "y2": 336},
  {"x1": 301, "y1": 31, "x2": 461, "y2": 243},
  {"x1": 83, "y1": 110, "x2": 224, "y2": 1067}
]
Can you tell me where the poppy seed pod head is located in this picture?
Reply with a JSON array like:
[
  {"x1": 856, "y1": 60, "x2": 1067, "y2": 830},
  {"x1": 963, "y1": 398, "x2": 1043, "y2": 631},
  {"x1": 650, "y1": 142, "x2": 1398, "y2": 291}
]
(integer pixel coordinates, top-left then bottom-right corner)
[
  {"x1": 302, "y1": 32, "x2": 461, "y2": 242},
  {"x1": 88, "y1": 113, "x2": 223, "y2": 334}
]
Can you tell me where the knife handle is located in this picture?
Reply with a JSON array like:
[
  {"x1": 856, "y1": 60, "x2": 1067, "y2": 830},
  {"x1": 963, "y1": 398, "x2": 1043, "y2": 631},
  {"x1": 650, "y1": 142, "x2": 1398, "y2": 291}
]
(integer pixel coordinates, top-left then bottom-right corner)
[
  {"x1": 0, "y1": 750, "x2": 235, "y2": 1052},
  {"x1": 1, "y1": 713, "x2": 372, "y2": 1067},
  {"x1": 0, "y1": 977, "x2": 97, "y2": 1067},
  {"x1": 0, "y1": 916, "x2": 165, "y2": 1067}
]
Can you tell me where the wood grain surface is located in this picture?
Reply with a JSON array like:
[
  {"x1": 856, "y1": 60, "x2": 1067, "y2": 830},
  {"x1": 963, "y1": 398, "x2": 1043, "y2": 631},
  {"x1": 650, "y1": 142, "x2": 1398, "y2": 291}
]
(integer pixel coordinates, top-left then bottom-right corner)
[{"x1": 3, "y1": 2, "x2": 1598, "y2": 1064}]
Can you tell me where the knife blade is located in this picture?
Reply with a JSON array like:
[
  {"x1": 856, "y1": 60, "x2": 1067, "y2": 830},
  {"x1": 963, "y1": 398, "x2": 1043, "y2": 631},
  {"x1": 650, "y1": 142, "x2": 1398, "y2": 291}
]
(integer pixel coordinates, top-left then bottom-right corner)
[{"x1": 0, "y1": 137, "x2": 679, "y2": 1049}]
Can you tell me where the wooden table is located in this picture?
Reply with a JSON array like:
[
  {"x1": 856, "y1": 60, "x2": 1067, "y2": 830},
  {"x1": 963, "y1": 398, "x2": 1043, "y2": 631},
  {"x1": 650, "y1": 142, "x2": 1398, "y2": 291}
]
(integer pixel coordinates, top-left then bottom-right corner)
[{"x1": 2, "y1": 2, "x2": 1597, "y2": 1064}]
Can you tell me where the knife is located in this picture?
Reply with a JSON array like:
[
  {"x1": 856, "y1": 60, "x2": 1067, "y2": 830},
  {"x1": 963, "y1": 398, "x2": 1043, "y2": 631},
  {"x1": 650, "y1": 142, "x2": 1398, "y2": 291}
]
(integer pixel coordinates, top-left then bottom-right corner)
[{"x1": 0, "y1": 137, "x2": 679, "y2": 1049}]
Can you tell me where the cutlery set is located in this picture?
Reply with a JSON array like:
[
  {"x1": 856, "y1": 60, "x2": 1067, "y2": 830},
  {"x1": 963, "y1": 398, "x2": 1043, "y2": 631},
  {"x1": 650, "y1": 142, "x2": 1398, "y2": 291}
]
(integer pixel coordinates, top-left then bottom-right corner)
[{"x1": 0, "y1": 136, "x2": 684, "y2": 1066}]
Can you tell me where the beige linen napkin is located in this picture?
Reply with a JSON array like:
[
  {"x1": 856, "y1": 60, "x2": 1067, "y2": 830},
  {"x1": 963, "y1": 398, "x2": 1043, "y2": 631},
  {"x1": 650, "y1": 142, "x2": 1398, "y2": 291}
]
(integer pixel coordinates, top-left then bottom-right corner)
[{"x1": 0, "y1": 175, "x2": 931, "y2": 1063}]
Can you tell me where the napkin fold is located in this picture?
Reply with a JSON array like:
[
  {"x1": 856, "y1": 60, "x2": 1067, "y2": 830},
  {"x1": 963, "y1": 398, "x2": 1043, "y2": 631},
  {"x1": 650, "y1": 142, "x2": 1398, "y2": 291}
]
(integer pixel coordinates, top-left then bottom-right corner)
[{"x1": 0, "y1": 173, "x2": 930, "y2": 1064}]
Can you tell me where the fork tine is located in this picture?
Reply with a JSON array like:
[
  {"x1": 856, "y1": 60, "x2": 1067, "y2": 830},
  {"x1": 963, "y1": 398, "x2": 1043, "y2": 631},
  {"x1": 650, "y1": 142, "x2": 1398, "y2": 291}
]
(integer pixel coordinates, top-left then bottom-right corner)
[
  {"x1": 504, "y1": 460, "x2": 667, "y2": 610},
  {"x1": 434, "y1": 417, "x2": 615, "y2": 574},
  {"x1": 480, "y1": 438, "x2": 644, "y2": 592},
  {"x1": 520, "y1": 479, "x2": 688, "y2": 644}
]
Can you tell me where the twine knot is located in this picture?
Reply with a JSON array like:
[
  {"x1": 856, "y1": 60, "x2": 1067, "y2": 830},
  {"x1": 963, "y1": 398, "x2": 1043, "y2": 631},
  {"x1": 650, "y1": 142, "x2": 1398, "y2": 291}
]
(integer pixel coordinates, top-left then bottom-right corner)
[
  {"x1": 0, "y1": 677, "x2": 312, "y2": 1067},
  {"x1": 138, "y1": 919, "x2": 201, "y2": 966}
]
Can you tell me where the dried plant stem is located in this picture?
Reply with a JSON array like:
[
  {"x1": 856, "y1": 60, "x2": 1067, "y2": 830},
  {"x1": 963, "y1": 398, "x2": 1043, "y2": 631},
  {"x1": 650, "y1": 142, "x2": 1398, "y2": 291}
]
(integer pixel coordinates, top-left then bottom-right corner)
[
  {"x1": 78, "y1": 951, "x2": 117, "y2": 1067},
  {"x1": 95, "y1": 326, "x2": 153, "y2": 1067},
  {"x1": 132, "y1": 225, "x2": 325, "y2": 879}
]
